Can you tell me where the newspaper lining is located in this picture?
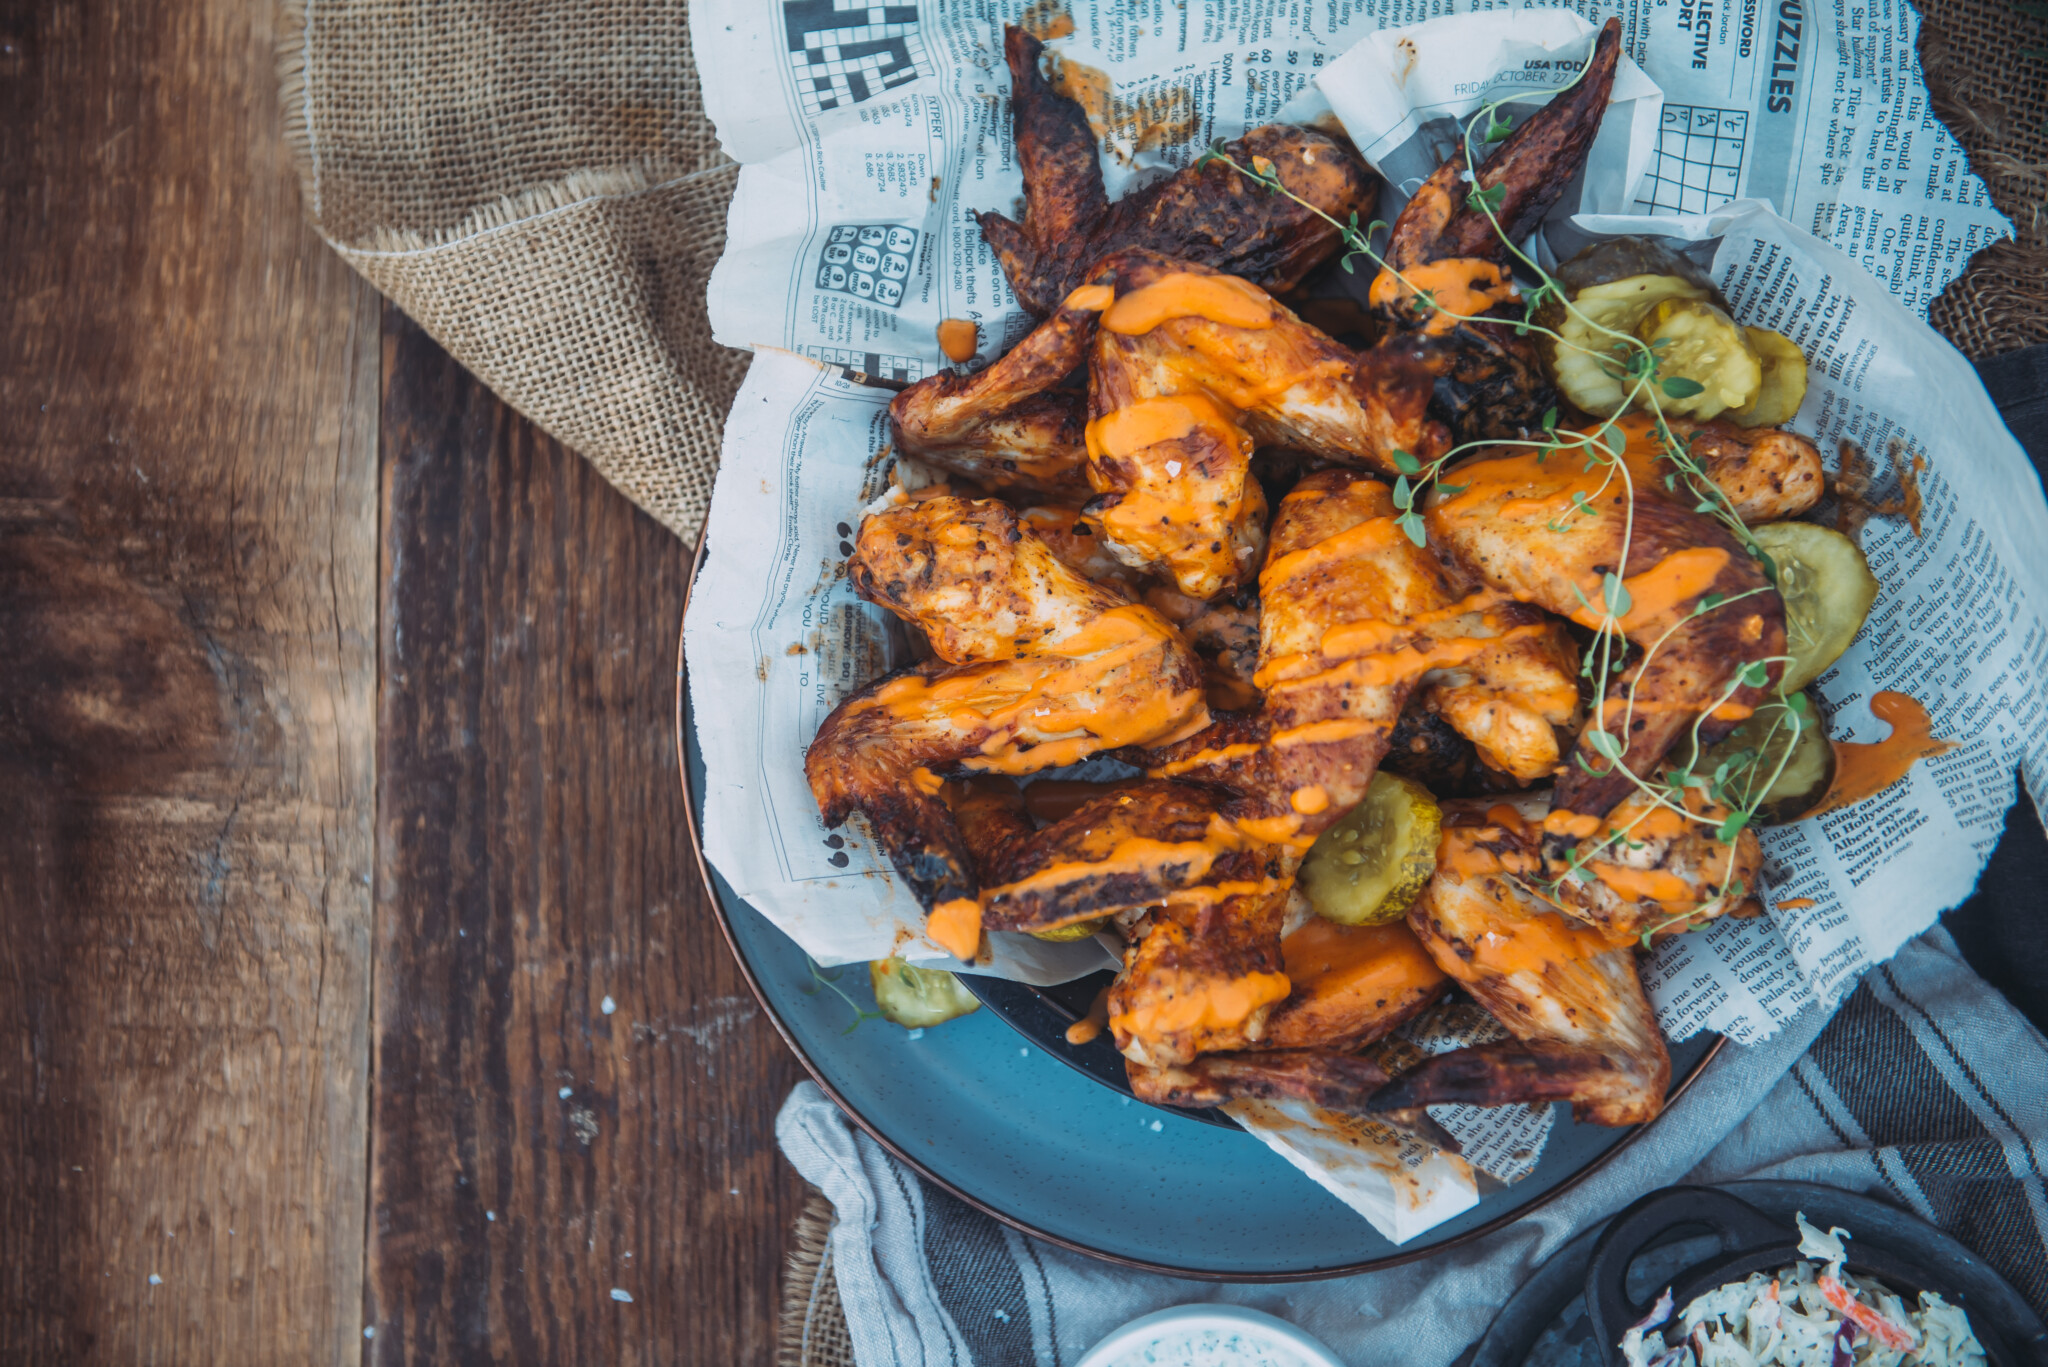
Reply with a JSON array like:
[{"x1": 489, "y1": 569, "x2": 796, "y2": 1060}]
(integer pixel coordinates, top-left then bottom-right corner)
[{"x1": 683, "y1": 1, "x2": 2045, "y2": 1243}]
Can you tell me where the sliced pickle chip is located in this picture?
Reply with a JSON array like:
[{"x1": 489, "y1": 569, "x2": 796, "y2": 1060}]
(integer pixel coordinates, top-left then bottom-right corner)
[
  {"x1": 1727, "y1": 327, "x2": 1810, "y2": 427},
  {"x1": 1748, "y1": 521, "x2": 1880, "y2": 692},
  {"x1": 1698, "y1": 693, "x2": 1835, "y2": 824},
  {"x1": 1542, "y1": 273, "x2": 1710, "y2": 416},
  {"x1": 1028, "y1": 917, "x2": 1108, "y2": 942},
  {"x1": 869, "y1": 956, "x2": 982, "y2": 1029},
  {"x1": 1635, "y1": 299, "x2": 1763, "y2": 420},
  {"x1": 1298, "y1": 772, "x2": 1442, "y2": 927}
]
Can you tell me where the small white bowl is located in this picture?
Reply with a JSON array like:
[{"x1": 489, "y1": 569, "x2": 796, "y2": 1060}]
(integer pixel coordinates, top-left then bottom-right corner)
[{"x1": 1075, "y1": 1304, "x2": 1349, "y2": 1367}]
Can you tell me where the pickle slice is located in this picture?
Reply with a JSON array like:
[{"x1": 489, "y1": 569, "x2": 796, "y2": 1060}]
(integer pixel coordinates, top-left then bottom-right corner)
[
  {"x1": 1748, "y1": 521, "x2": 1880, "y2": 692},
  {"x1": 1698, "y1": 694, "x2": 1835, "y2": 824},
  {"x1": 1543, "y1": 273, "x2": 1711, "y2": 417},
  {"x1": 1028, "y1": 917, "x2": 1108, "y2": 942},
  {"x1": 869, "y1": 956, "x2": 982, "y2": 1028},
  {"x1": 1635, "y1": 299, "x2": 1763, "y2": 420},
  {"x1": 1298, "y1": 772, "x2": 1442, "y2": 927},
  {"x1": 1727, "y1": 327, "x2": 1809, "y2": 428}
]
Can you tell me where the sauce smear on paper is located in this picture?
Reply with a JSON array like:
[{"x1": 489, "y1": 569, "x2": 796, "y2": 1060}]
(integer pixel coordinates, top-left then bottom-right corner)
[
  {"x1": 1806, "y1": 691, "x2": 1955, "y2": 817},
  {"x1": 936, "y1": 318, "x2": 979, "y2": 362}
]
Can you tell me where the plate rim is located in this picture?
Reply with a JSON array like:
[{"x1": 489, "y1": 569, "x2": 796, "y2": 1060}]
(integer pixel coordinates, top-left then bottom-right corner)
[{"x1": 677, "y1": 532, "x2": 1726, "y2": 1280}]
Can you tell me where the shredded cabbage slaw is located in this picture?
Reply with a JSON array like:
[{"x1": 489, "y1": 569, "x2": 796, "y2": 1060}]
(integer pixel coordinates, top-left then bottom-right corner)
[{"x1": 1618, "y1": 1215, "x2": 1986, "y2": 1367}]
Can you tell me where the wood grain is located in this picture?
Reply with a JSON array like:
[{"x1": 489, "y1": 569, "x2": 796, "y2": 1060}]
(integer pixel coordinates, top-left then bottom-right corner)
[
  {"x1": 0, "y1": 0, "x2": 380, "y2": 1360},
  {"x1": 369, "y1": 307, "x2": 808, "y2": 1366}
]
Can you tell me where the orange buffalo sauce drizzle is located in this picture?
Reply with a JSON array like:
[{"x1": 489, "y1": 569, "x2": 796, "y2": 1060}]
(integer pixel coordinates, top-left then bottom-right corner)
[
  {"x1": 1434, "y1": 415, "x2": 1664, "y2": 526},
  {"x1": 865, "y1": 605, "x2": 1209, "y2": 776},
  {"x1": 1062, "y1": 283, "x2": 1115, "y2": 313},
  {"x1": 1314, "y1": 588, "x2": 1509, "y2": 657},
  {"x1": 1565, "y1": 547, "x2": 1730, "y2": 634},
  {"x1": 926, "y1": 898, "x2": 983, "y2": 960},
  {"x1": 1085, "y1": 391, "x2": 1247, "y2": 462},
  {"x1": 935, "y1": 318, "x2": 978, "y2": 362},
  {"x1": 1064, "y1": 984, "x2": 1112, "y2": 1045},
  {"x1": 1258, "y1": 623, "x2": 1548, "y2": 693},
  {"x1": 1436, "y1": 817, "x2": 1543, "y2": 879},
  {"x1": 1540, "y1": 800, "x2": 1715, "y2": 908},
  {"x1": 981, "y1": 835, "x2": 1230, "y2": 902},
  {"x1": 1151, "y1": 740, "x2": 1264, "y2": 777},
  {"x1": 1464, "y1": 910, "x2": 1615, "y2": 979},
  {"x1": 1258, "y1": 515, "x2": 1407, "y2": 592},
  {"x1": 1101, "y1": 272, "x2": 1275, "y2": 335},
  {"x1": 1368, "y1": 257, "x2": 1517, "y2": 336},
  {"x1": 1806, "y1": 692, "x2": 1956, "y2": 817},
  {"x1": 1110, "y1": 970, "x2": 1292, "y2": 1038},
  {"x1": 1776, "y1": 897, "x2": 1817, "y2": 911},
  {"x1": 1279, "y1": 918, "x2": 1446, "y2": 1004}
]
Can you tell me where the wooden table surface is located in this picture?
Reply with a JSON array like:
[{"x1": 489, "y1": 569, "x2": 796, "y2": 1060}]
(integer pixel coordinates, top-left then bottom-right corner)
[{"x1": 0, "y1": 0, "x2": 809, "y2": 1361}]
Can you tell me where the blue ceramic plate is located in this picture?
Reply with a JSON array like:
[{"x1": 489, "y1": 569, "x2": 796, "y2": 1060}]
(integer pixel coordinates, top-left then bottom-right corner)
[{"x1": 679, "y1": 598, "x2": 1720, "y2": 1278}]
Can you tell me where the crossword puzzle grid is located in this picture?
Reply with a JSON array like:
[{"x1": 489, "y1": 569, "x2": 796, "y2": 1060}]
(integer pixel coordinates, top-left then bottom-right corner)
[
  {"x1": 804, "y1": 346, "x2": 926, "y2": 384},
  {"x1": 784, "y1": 0, "x2": 928, "y2": 114},
  {"x1": 1634, "y1": 104, "x2": 1748, "y2": 215}
]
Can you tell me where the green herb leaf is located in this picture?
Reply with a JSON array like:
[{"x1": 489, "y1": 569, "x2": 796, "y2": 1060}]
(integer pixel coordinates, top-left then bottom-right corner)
[
  {"x1": 1693, "y1": 590, "x2": 1728, "y2": 616},
  {"x1": 1587, "y1": 728, "x2": 1625, "y2": 761},
  {"x1": 1435, "y1": 481, "x2": 1468, "y2": 496},
  {"x1": 1467, "y1": 182, "x2": 1508, "y2": 213},
  {"x1": 1602, "y1": 571, "x2": 1632, "y2": 619},
  {"x1": 1541, "y1": 406, "x2": 1559, "y2": 432},
  {"x1": 1785, "y1": 690, "x2": 1811, "y2": 715},
  {"x1": 1716, "y1": 811, "x2": 1750, "y2": 843},
  {"x1": 1391, "y1": 449, "x2": 1422, "y2": 476},
  {"x1": 1341, "y1": 256, "x2": 1356, "y2": 274},
  {"x1": 1661, "y1": 375, "x2": 1707, "y2": 399},
  {"x1": 1738, "y1": 659, "x2": 1773, "y2": 688},
  {"x1": 1485, "y1": 109, "x2": 1514, "y2": 142},
  {"x1": 1397, "y1": 510, "x2": 1428, "y2": 547},
  {"x1": 1393, "y1": 474, "x2": 1414, "y2": 509}
]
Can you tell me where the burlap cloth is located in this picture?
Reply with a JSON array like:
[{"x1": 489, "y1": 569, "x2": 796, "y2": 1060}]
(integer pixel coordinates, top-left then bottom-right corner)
[{"x1": 277, "y1": 0, "x2": 2045, "y2": 1359}]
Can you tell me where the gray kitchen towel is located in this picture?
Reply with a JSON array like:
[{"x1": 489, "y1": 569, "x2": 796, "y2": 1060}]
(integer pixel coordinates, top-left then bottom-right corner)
[{"x1": 776, "y1": 927, "x2": 2048, "y2": 1367}]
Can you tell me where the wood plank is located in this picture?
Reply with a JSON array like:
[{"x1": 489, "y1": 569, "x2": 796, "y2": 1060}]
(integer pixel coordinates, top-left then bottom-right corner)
[
  {"x1": 370, "y1": 307, "x2": 808, "y2": 1366},
  {"x1": 0, "y1": 0, "x2": 380, "y2": 1360}
]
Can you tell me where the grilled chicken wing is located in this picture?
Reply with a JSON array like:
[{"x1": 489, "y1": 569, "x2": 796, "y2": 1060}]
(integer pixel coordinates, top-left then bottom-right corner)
[
  {"x1": 806, "y1": 498, "x2": 1208, "y2": 952},
  {"x1": 1368, "y1": 18, "x2": 1624, "y2": 445},
  {"x1": 1016, "y1": 503, "x2": 1143, "y2": 593},
  {"x1": 1675, "y1": 419, "x2": 1826, "y2": 521},
  {"x1": 1371, "y1": 803, "x2": 1672, "y2": 1126},
  {"x1": 1127, "y1": 1048, "x2": 1460, "y2": 1152},
  {"x1": 1536, "y1": 791, "x2": 1763, "y2": 941},
  {"x1": 979, "y1": 27, "x2": 1374, "y2": 318},
  {"x1": 1425, "y1": 420, "x2": 1787, "y2": 818},
  {"x1": 1108, "y1": 884, "x2": 1293, "y2": 1066},
  {"x1": 1148, "y1": 470, "x2": 1580, "y2": 821},
  {"x1": 887, "y1": 288, "x2": 1100, "y2": 498},
  {"x1": 1260, "y1": 916, "x2": 1448, "y2": 1052},
  {"x1": 1080, "y1": 249, "x2": 1452, "y2": 598},
  {"x1": 958, "y1": 778, "x2": 1292, "y2": 935},
  {"x1": 1143, "y1": 585, "x2": 1261, "y2": 709}
]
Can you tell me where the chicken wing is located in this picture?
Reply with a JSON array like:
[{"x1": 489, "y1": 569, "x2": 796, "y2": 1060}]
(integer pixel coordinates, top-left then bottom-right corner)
[
  {"x1": 1536, "y1": 790, "x2": 1764, "y2": 942},
  {"x1": 1370, "y1": 802, "x2": 1672, "y2": 1127},
  {"x1": 1425, "y1": 419, "x2": 1787, "y2": 819},
  {"x1": 1108, "y1": 884, "x2": 1293, "y2": 1066},
  {"x1": 1674, "y1": 419, "x2": 1826, "y2": 522},
  {"x1": 887, "y1": 287, "x2": 1100, "y2": 498},
  {"x1": 958, "y1": 778, "x2": 1292, "y2": 935},
  {"x1": 1127, "y1": 1049, "x2": 1461, "y2": 1152},
  {"x1": 1147, "y1": 470, "x2": 1580, "y2": 822},
  {"x1": 979, "y1": 27, "x2": 1375, "y2": 318},
  {"x1": 806, "y1": 498, "x2": 1208, "y2": 952},
  {"x1": 1259, "y1": 916, "x2": 1449, "y2": 1052},
  {"x1": 1366, "y1": 18, "x2": 1624, "y2": 445}
]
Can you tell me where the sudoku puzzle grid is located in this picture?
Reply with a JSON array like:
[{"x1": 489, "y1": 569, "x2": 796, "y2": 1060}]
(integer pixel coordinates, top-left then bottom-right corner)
[
  {"x1": 1634, "y1": 103, "x2": 1749, "y2": 215},
  {"x1": 784, "y1": 0, "x2": 929, "y2": 114}
]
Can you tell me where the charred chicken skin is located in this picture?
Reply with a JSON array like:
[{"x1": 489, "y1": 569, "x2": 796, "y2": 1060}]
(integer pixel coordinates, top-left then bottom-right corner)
[
  {"x1": 1370, "y1": 18, "x2": 1623, "y2": 446},
  {"x1": 887, "y1": 288, "x2": 1100, "y2": 498},
  {"x1": 980, "y1": 26, "x2": 1375, "y2": 318},
  {"x1": 806, "y1": 497, "x2": 1208, "y2": 951}
]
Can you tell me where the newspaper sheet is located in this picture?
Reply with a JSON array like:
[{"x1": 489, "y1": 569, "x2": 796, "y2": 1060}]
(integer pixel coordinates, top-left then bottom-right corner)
[{"x1": 683, "y1": 3, "x2": 2045, "y2": 1240}]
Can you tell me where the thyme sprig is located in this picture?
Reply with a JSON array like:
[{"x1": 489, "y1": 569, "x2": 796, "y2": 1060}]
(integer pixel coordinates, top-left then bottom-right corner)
[{"x1": 1196, "y1": 59, "x2": 1804, "y2": 933}]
